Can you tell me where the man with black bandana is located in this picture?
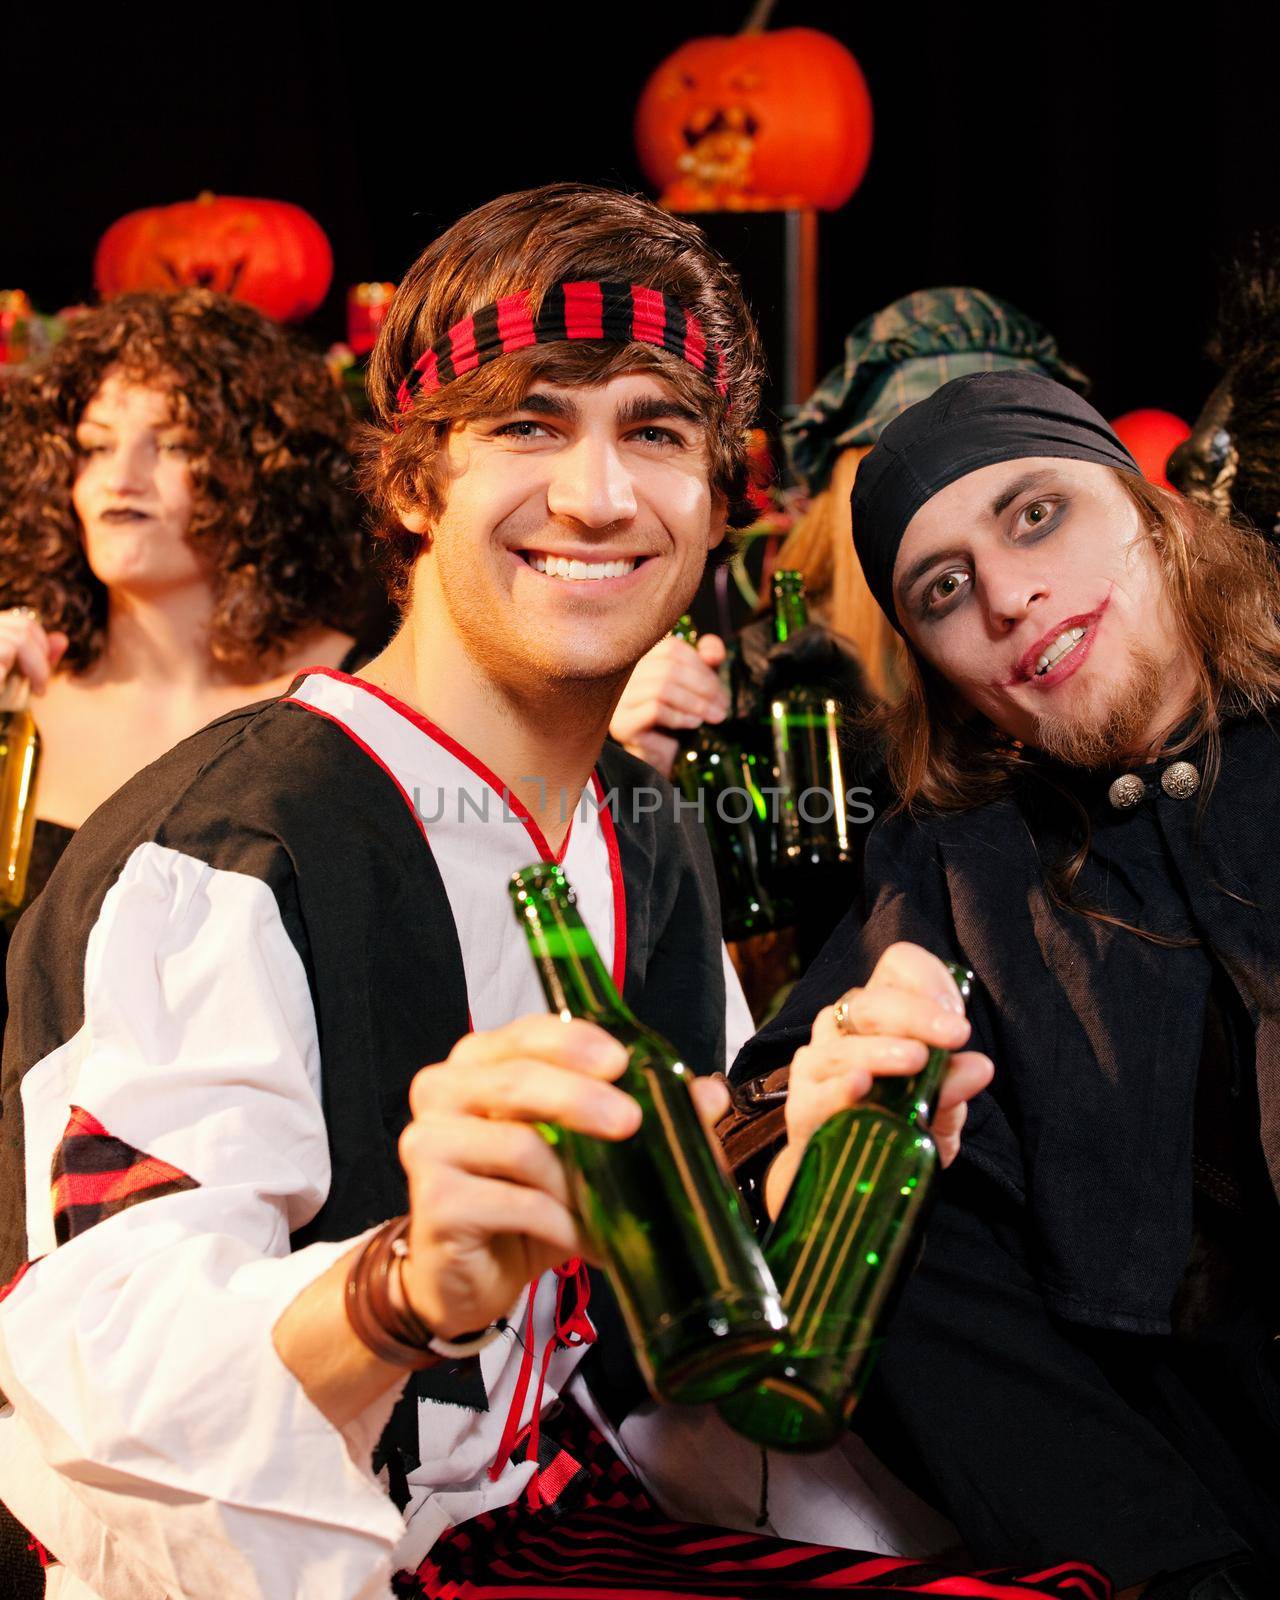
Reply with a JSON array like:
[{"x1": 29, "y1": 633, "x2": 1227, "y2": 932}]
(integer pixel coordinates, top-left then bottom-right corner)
[{"x1": 734, "y1": 371, "x2": 1280, "y2": 1599}]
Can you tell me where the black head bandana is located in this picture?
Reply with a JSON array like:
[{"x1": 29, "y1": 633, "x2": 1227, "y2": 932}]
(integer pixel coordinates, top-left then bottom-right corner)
[{"x1": 850, "y1": 370, "x2": 1140, "y2": 634}]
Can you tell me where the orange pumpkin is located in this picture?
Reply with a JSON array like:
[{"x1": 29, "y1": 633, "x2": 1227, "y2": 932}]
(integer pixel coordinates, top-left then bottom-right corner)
[
  {"x1": 634, "y1": 27, "x2": 872, "y2": 212},
  {"x1": 94, "y1": 193, "x2": 333, "y2": 323}
]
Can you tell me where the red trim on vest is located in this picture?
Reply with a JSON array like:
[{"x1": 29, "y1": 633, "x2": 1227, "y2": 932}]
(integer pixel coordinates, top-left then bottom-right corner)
[
  {"x1": 281, "y1": 695, "x2": 430, "y2": 848},
  {"x1": 287, "y1": 676, "x2": 626, "y2": 1031},
  {"x1": 292, "y1": 668, "x2": 582, "y2": 865}
]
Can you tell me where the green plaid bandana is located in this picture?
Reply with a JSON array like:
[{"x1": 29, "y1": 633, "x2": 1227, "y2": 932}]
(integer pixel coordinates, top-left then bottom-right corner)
[{"x1": 783, "y1": 286, "x2": 1090, "y2": 494}]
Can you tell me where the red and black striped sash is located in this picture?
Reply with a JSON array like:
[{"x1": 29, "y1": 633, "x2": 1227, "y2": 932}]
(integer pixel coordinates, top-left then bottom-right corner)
[{"x1": 397, "y1": 1413, "x2": 1112, "y2": 1600}]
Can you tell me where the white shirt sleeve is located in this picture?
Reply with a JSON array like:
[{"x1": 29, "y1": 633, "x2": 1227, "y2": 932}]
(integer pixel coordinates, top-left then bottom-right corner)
[
  {"x1": 0, "y1": 841, "x2": 407, "y2": 1600},
  {"x1": 722, "y1": 944, "x2": 755, "y2": 1067}
]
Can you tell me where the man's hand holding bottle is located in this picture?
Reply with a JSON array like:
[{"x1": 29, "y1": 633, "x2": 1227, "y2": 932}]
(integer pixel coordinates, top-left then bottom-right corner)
[{"x1": 764, "y1": 942, "x2": 993, "y2": 1219}]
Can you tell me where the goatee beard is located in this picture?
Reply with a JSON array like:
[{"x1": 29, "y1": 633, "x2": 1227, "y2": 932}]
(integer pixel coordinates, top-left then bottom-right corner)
[{"x1": 1031, "y1": 646, "x2": 1167, "y2": 770}]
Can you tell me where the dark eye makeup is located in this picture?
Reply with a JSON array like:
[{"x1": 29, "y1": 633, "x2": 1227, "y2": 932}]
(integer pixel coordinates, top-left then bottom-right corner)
[{"x1": 916, "y1": 494, "x2": 1069, "y2": 620}]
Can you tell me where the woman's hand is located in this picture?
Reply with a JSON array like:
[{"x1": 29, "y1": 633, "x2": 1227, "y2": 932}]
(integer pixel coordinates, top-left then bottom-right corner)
[
  {"x1": 0, "y1": 609, "x2": 68, "y2": 692},
  {"x1": 763, "y1": 942, "x2": 994, "y2": 1219},
  {"x1": 398, "y1": 1014, "x2": 728, "y2": 1339},
  {"x1": 609, "y1": 633, "x2": 729, "y2": 777}
]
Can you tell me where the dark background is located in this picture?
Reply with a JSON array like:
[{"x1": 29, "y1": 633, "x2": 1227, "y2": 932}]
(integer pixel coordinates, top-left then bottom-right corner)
[{"x1": 5, "y1": 2, "x2": 1279, "y2": 432}]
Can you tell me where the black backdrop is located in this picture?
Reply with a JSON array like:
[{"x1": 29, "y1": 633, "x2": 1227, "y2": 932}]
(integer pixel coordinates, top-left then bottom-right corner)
[{"x1": 6, "y1": 1, "x2": 1280, "y2": 430}]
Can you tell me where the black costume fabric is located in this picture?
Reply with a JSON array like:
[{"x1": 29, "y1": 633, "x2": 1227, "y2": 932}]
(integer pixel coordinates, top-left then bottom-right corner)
[
  {"x1": 849, "y1": 372, "x2": 1140, "y2": 632},
  {"x1": 733, "y1": 717, "x2": 1280, "y2": 1578}
]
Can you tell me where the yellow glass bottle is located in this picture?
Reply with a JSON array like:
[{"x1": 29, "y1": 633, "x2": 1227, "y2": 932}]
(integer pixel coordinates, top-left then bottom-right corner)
[{"x1": 0, "y1": 671, "x2": 41, "y2": 911}]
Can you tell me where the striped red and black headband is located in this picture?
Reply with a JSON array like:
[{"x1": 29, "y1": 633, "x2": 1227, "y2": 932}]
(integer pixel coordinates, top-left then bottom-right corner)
[{"x1": 394, "y1": 280, "x2": 726, "y2": 418}]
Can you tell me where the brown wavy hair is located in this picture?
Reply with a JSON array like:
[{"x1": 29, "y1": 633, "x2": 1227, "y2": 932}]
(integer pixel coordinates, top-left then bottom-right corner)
[
  {"x1": 0, "y1": 290, "x2": 364, "y2": 676},
  {"x1": 359, "y1": 184, "x2": 766, "y2": 605},
  {"x1": 883, "y1": 473, "x2": 1280, "y2": 813}
]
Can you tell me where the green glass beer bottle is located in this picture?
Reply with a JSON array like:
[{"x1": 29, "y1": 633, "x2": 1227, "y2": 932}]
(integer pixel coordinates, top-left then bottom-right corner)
[
  {"x1": 510, "y1": 861, "x2": 787, "y2": 1404},
  {"x1": 668, "y1": 616, "x2": 782, "y2": 941},
  {"x1": 718, "y1": 962, "x2": 974, "y2": 1451},
  {"x1": 767, "y1": 571, "x2": 851, "y2": 870}
]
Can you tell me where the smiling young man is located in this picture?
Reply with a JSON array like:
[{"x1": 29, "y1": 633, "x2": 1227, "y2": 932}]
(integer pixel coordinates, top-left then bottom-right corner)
[
  {"x1": 736, "y1": 371, "x2": 1280, "y2": 1598},
  {"x1": 0, "y1": 191, "x2": 1101, "y2": 1600}
]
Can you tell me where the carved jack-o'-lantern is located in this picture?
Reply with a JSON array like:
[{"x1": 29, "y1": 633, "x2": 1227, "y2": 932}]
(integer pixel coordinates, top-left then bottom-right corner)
[
  {"x1": 635, "y1": 27, "x2": 872, "y2": 212},
  {"x1": 94, "y1": 193, "x2": 333, "y2": 323}
]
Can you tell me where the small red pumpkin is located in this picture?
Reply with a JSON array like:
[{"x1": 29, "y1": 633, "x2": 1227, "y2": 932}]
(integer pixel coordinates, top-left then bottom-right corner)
[
  {"x1": 94, "y1": 193, "x2": 333, "y2": 323},
  {"x1": 635, "y1": 27, "x2": 873, "y2": 212}
]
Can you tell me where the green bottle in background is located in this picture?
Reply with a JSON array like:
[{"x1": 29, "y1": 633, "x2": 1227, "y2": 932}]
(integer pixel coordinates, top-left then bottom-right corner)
[
  {"x1": 668, "y1": 615, "x2": 782, "y2": 941},
  {"x1": 767, "y1": 570, "x2": 851, "y2": 871},
  {"x1": 510, "y1": 862, "x2": 787, "y2": 1404},
  {"x1": 718, "y1": 962, "x2": 975, "y2": 1451}
]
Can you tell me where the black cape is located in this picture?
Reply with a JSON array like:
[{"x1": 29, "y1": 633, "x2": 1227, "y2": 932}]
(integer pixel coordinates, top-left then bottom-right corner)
[{"x1": 735, "y1": 714, "x2": 1280, "y2": 1336}]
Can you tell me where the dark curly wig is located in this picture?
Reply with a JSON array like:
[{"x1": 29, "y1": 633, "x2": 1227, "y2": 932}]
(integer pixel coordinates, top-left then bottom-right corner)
[{"x1": 0, "y1": 290, "x2": 364, "y2": 676}]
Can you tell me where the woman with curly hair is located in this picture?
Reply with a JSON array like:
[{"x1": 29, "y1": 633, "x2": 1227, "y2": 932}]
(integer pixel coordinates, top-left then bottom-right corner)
[
  {"x1": 0, "y1": 288, "x2": 365, "y2": 925},
  {"x1": 0, "y1": 288, "x2": 367, "y2": 1598}
]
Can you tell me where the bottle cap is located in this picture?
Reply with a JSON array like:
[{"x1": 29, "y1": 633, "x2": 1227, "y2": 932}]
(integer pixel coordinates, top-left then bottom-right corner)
[{"x1": 509, "y1": 860, "x2": 573, "y2": 906}]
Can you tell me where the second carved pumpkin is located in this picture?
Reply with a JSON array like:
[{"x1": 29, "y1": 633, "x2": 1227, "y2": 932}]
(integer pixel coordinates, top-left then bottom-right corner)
[
  {"x1": 94, "y1": 193, "x2": 333, "y2": 323},
  {"x1": 635, "y1": 27, "x2": 873, "y2": 213}
]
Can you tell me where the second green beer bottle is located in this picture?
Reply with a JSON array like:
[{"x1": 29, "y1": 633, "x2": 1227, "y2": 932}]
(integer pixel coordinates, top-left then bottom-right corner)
[
  {"x1": 510, "y1": 861, "x2": 787, "y2": 1404},
  {"x1": 717, "y1": 962, "x2": 974, "y2": 1451},
  {"x1": 767, "y1": 570, "x2": 851, "y2": 871},
  {"x1": 668, "y1": 615, "x2": 782, "y2": 941}
]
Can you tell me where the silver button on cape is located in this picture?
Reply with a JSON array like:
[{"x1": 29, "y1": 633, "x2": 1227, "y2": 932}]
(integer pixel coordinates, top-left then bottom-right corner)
[
  {"x1": 1160, "y1": 761, "x2": 1200, "y2": 799},
  {"x1": 1108, "y1": 774, "x2": 1146, "y2": 811}
]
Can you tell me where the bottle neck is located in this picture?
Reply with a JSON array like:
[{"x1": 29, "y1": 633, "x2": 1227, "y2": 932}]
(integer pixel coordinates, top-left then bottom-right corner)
[
  {"x1": 864, "y1": 1046, "x2": 950, "y2": 1126},
  {"x1": 671, "y1": 614, "x2": 697, "y2": 645},
  {"x1": 520, "y1": 890, "x2": 633, "y2": 1025},
  {"x1": 772, "y1": 589, "x2": 808, "y2": 644},
  {"x1": 0, "y1": 673, "x2": 33, "y2": 716},
  {"x1": 866, "y1": 964, "x2": 973, "y2": 1128}
]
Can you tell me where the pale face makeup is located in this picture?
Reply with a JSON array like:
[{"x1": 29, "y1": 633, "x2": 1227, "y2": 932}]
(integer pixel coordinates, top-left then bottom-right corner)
[{"x1": 892, "y1": 457, "x2": 1198, "y2": 765}]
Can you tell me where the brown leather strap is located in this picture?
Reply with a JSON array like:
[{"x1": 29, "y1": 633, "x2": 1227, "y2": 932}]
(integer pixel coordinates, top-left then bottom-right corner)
[
  {"x1": 715, "y1": 1069, "x2": 791, "y2": 1227},
  {"x1": 344, "y1": 1216, "x2": 445, "y2": 1370}
]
